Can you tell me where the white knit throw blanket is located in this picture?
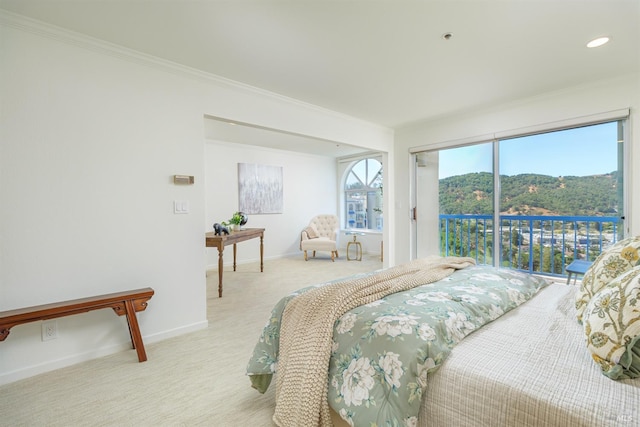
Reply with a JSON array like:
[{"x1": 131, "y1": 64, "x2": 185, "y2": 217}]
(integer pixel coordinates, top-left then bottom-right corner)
[{"x1": 273, "y1": 256, "x2": 476, "y2": 427}]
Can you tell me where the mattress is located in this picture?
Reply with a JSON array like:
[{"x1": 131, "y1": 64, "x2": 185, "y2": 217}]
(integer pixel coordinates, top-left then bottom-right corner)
[{"x1": 419, "y1": 283, "x2": 639, "y2": 427}]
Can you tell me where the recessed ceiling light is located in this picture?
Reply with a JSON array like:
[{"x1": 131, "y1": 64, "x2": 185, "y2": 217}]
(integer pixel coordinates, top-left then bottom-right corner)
[
  {"x1": 442, "y1": 32, "x2": 453, "y2": 41},
  {"x1": 587, "y1": 37, "x2": 610, "y2": 48}
]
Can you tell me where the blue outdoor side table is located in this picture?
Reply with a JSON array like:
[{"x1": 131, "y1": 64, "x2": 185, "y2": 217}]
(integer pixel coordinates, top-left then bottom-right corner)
[{"x1": 565, "y1": 260, "x2": 593, "y2": 285}]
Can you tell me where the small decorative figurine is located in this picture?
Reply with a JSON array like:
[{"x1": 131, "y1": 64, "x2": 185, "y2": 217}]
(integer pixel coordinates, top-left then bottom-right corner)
[{"x1": 213, "y1": 222, "x2": 229, "y2": 236}]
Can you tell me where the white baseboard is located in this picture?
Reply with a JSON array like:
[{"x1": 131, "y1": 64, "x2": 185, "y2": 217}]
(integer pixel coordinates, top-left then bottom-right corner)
[
  {"x1": 0, "y1": 320, "x2": 209, "y2": 386},
  {"x1": 144, "y1": 320, "x2": 208, "y2": 344}
]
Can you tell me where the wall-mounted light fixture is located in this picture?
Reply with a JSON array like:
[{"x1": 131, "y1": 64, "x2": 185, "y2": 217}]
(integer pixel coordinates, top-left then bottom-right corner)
[{"x1": 174, "y1": 175, "x2": 195, "y2": 185}]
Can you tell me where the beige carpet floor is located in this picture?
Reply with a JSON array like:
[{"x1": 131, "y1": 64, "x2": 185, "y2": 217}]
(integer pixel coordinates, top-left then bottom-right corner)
[{"x1": 0, "y1": 254, "x2": 382, "y2": 427}]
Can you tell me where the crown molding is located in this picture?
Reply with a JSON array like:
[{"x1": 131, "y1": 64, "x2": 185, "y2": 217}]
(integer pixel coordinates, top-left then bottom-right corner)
[
  {"x1": 0, "y1": 9, "x2": 390, "y2": 132},
  {"x1": 0, "y1": 10, "x2": 276, "y2": 93}
]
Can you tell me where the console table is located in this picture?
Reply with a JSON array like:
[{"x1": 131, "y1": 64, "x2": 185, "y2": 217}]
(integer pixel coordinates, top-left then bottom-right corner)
[{"x1": 205, "y1": 228, "x2": 264, "y2": 297}]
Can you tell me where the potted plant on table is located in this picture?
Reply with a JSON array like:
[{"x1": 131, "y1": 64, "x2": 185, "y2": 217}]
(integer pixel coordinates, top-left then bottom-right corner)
[{"x1": 223, "y1": 211, "x2": 247, "y2": 231}]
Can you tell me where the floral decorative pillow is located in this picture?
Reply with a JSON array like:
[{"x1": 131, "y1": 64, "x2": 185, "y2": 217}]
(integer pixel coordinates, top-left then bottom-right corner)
[
  {"x1": 583, "y1": 265, "x2": 640, "y2": 380},
  {"x1": 576, "y1": 235, "x2": 640, "y2": 323}
]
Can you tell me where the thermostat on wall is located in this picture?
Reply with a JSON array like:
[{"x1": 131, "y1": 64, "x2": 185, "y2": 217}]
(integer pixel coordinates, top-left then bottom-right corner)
[{"x1": 174, "y1": 175, "x2": 194, "y2": 185}]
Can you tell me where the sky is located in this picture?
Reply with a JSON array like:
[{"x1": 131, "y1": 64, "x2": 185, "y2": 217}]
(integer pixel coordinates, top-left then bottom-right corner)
[{"x1": 438, "y1": 121, "x2": 620, "y2": 179}]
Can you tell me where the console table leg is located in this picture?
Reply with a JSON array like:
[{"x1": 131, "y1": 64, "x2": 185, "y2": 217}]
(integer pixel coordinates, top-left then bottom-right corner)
[
  {"x1": 260, "y1": 235, "x2": 264, "y2": 272},
  {"x1": 233, "y1": 243, "x2": 237, "y2": 271},
  {"x1": 217, "y1": 249, "x2": 224, "y2": 298}
]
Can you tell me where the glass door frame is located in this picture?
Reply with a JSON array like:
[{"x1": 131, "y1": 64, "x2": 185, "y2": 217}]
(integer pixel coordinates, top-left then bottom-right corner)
[{"x1": 410, "y1": 113, "x2": 630, "y2": 262}]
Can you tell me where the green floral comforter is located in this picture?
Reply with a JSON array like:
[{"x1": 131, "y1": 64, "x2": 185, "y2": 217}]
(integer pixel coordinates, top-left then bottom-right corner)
[{"x1": 246, "y1": 264, "x2": 548, "y2": 426}]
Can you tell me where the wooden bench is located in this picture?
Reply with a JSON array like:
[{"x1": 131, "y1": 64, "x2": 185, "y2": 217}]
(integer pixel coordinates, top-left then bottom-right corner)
[{"x1": 0, "y1": 287, "x2": 154, "y2": 362}]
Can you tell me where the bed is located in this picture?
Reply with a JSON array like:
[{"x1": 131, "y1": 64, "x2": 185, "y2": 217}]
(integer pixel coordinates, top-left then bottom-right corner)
[{"x1": 247, "y1": 256, "x2": 640, "y2": 427}]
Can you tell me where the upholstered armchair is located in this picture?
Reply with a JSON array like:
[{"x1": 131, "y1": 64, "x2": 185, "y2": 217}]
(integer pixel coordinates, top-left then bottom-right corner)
[{"x1": 300, "y1": 214, "x2": 340, "y2": 261}]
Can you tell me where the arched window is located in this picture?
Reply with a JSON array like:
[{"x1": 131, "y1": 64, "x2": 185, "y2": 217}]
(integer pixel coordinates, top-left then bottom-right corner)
[{"x1": 344, "y1": 158, "x2": 383, "y2": 230}]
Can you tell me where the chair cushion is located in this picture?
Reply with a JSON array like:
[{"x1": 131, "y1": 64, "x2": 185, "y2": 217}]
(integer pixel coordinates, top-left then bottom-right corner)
[
  {"x1": 576, "y1": 235, "x2": 640, "y2": 323},
  {"x1": 300, "y1": 237, "x2": 336, "y2": 252}
]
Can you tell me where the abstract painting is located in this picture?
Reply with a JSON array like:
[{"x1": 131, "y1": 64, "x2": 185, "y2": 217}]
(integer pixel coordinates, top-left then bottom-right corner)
[{"x1": 238, "y1": 163, "x2": 283, "y2": 214}]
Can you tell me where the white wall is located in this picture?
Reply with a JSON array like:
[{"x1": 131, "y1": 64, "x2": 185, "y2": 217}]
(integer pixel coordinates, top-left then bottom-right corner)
[
  {"x1": 203, "y1": 142, "x2": 386, "y2": 266},
  {"x1": 394, "y1": 74, "x2": 640, "y2": 264},
  {"x1": 204, "y1": 140, "x2": 339, "y2": 266},
  {"x1": 0, "y1": 14, "x2": 392, "y2": 385}
]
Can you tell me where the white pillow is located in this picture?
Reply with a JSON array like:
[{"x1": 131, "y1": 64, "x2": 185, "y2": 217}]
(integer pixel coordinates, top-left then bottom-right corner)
[{"x1": 304, "y1": 226, "x2": 319, "y2": 239}]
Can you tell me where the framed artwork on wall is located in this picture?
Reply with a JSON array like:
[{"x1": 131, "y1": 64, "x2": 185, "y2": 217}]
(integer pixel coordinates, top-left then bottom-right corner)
[{"x1": 238, "y1": 163, "x2": 283, "y2": 214}]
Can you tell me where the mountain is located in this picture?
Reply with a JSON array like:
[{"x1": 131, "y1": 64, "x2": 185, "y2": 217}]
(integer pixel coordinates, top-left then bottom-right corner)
[{"x1": 439, "y1": 172, "x2": 620, "y2": 216}]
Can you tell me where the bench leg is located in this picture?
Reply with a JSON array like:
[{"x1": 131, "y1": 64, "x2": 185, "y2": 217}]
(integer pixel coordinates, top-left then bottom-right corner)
[{"x1": 124, "y1": 299, "x2": 147, "y2": 362}]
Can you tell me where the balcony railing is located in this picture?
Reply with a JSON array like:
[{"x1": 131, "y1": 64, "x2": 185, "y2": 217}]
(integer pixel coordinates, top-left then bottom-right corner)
[{"x1": 439, "y1": 214, "x2": 622, "y2": 279}]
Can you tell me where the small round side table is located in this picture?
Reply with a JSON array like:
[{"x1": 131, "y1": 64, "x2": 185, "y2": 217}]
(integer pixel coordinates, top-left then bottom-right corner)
[{"x1": 345, "y1": 231, "x2": 365, "y2": 261}]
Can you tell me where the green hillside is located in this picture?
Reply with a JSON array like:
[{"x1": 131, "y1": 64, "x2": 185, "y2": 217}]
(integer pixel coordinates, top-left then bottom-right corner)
[{"x1": 439, "y1": 172, "x2": 620, "y2": 216}]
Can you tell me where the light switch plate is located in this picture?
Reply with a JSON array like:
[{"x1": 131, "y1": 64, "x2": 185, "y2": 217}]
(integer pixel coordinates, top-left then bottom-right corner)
[{"x1": 174, "y1": 200, "x2": 190, "y2": 214}]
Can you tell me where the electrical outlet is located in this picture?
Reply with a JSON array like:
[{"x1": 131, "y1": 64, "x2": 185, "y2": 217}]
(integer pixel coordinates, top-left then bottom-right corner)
[{"x1": 42, "y1": 320, "x2": 58, "y2": 341}]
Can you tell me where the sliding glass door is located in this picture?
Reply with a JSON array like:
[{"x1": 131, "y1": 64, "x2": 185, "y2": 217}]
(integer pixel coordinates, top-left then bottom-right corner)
[
  {"x1": 413, "y1": 119, "x2": 626, "y2": 277},
  {"x1": 497, "y1": 122, "x2": 624, "y2": 274},
  {"x1": 414, "y1": 143, "x2": 495, "y2": 261}
]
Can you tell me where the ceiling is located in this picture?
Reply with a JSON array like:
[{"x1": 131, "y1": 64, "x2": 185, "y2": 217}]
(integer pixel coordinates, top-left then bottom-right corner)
[{"x1": 1, "y1": 0, "x2": 638, "y2": 155}]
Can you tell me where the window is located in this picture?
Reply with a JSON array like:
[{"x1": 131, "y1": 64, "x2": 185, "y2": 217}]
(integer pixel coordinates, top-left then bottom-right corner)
[
  {"x1": 414, "y1": 118, "x2": 627, "y2": 277},
  {"x1": 344, "y1": 158, "x2": 383, "y2": 230}
]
